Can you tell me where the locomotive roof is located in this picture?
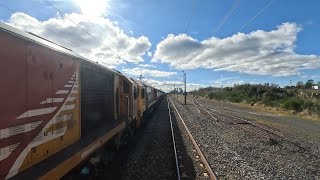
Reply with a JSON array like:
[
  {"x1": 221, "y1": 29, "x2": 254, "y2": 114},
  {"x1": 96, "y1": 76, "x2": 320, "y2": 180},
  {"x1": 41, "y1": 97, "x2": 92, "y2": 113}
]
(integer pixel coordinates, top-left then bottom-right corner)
[
  {"x1": 0, "y1": 22, "x2": 78, "y2": 57},
  {"x1": 0, "y1": 22, "x2": 120, "y2": 75},
  {"x1": 131, "y1": 79, "x2": 144, "y2": 87},
  {"x1": 124, "y1": 75, "x2": 135, "y2": 85}
]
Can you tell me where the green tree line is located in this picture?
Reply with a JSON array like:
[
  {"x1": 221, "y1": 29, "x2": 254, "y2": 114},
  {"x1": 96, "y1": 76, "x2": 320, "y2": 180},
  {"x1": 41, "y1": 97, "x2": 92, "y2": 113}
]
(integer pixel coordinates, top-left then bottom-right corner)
[{"x1": 193, "y1": 81, "x2": 320, "y2": 116}]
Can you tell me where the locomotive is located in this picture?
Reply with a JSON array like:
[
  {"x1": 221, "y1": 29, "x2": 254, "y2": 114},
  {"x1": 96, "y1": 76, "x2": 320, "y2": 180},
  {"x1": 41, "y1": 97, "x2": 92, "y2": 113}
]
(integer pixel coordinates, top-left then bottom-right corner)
[{"x1": 0, "y1": 22, "x2": 164, "y2": 179}]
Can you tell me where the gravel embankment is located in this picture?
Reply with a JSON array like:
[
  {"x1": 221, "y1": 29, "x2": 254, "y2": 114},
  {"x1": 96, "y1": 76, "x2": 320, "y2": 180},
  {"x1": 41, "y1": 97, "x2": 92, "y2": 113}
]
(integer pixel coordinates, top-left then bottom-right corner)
[
  {"x1": 197, "y1": 97, "x2": 320, "y2": 156},
  {"x1": 97, "y1": 99, "x2": 176, "y2": 180},
  {"x1": 171, "y1": 95, "x2": 320, "y2": 180}
]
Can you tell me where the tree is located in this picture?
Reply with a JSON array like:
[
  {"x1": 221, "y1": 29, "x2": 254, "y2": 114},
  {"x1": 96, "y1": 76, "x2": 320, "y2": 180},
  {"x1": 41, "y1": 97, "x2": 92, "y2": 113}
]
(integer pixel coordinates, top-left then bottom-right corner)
[
  {"x1": 296, "y1": 81, "x2": 304, "y2": 88},
  {"x1": 305, "y1": 79, "x2": 314, "y2": 88}
]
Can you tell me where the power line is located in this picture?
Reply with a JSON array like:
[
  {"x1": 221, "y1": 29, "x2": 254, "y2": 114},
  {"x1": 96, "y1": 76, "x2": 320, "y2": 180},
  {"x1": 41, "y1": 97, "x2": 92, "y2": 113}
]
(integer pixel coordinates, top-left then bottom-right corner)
[
  {"x1": 168, "y1": 0, "x2": 198, "y2": 99},
  {"x1": 212, "y1": 0, "x2": 240, "y2": 35},
  {"x1": 0, "y1": 3, "x2": 86, "y2": 50},
  {"x1": 70, "y1": 2, "x2": 123, "y2": 53},
  {"x1": 239, "y1": 0, "x2": 277, "y2": 31},
  {"x1": 42, "y1": 0, "x2": 123, "y2": 60},
  {"x1": 0, "y1": 2, "x2": 123, "y2": 65},
  {"x1": 169, "y1": 75, "x2": 184, "y2": 82},
  {"x1": 174, "y1": 0, "x2": 198, "y2": 60}
]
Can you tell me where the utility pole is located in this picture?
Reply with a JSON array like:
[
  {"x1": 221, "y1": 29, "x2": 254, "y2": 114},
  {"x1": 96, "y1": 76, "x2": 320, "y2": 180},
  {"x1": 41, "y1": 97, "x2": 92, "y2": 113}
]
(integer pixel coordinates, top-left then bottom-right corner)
[
  {"x1": 139, "y1": 70, "x2": 143, "y2": 81},
  {"x1": 183, "y1": 71, "x2": 186, "y2": 105}
]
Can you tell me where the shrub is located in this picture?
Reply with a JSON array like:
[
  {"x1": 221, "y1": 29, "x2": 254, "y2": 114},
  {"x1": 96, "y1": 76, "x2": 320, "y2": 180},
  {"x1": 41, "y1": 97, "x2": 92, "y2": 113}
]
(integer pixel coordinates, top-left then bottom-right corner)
[
  {"x1": 226, "y1": 93, "x2": 243, "y2": 103},
  {"x1": 262, "y1": 95, "x2": 275, "y2": 107},
  {"x1": 283, "y1": 97, "x2": 303, "y2": 112}
]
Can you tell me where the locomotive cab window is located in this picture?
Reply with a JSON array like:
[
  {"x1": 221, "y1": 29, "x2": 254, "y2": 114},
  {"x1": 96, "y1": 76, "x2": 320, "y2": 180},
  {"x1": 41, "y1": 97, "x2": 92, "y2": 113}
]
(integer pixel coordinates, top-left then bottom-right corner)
[
  {"x1": 133, "y1": 86, "x2": 138, "y2": 99},
  {"x1": 123, "y1": 80, "x2": 129, "y2": 93}
]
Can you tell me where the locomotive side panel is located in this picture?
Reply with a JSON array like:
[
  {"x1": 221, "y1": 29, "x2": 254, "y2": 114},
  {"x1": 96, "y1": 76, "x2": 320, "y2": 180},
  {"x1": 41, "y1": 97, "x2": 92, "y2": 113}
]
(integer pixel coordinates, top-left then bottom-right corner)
[
  {"x1": 0, "y1": 29, "x2": 81, "y2": 179},
  {"x1": 147, "y1": 85, "x2": 157, "y2": 109},
  {"x1": 140, "y1": 86, "x2": 147, "y2": 115},
  {"x1": 131, "y1": 79, "x2": 145, "y2": 127},
  {"x1": 132, "y1": 83, "x2": 137, "y2": 121},
  {"x1": 147, "y1": 86, "x2": 152, "y2": 108},
  {"x1": 128, "y1": 78, "x2": 138, "y2": 122},
  {"x1": 0, "y1": 30, "x2": 28, "y2": 179},
  {"x1": 153, "y1": 88, "x2": 157, "y2": 101},
  {"x1": 118, "y1": 75, "x2": 132, "y2": 123},
  {"x1": 80, "y1": 61, "x2": 116, "y2": 142}
]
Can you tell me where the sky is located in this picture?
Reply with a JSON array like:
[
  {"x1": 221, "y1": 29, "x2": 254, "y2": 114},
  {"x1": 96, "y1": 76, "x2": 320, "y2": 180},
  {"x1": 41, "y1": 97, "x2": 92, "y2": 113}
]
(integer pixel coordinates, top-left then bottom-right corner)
[{"x1": 1, "y1": 0, "x2": 320, "y2": 92}]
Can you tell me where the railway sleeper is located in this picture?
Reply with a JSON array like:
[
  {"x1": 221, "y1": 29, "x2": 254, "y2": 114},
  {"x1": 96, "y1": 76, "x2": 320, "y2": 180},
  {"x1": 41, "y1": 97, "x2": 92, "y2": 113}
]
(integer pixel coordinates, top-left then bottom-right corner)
[{"x1": 229, "y1": 121, "x2": 251, "y2": 125}]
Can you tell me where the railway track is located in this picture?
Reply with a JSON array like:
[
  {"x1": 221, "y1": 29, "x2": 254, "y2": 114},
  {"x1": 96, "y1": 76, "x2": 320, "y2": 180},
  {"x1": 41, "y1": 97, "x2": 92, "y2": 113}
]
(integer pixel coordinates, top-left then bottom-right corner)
[
  {"x1": 169, "y1": 97, "x2": 217, "y2": 180},
  {"x1": 192, "y1": 99, "x2": 284, "y2": 139},
  {"x1": 170, "y1": 95, "x2": 320, "y2": 178},
  {"x1": 168, "y1": 99, "x2": 181, "y2": 180},
  {"x1": 193, "y1": 98, "x2": 320, "y2": 158}
]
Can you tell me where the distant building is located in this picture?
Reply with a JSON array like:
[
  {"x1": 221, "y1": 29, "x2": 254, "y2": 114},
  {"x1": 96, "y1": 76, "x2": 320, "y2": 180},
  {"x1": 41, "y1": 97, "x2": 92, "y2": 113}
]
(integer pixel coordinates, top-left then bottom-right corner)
[{"x1": 312, "y1": 86, "x2": 319, "y2": 90}]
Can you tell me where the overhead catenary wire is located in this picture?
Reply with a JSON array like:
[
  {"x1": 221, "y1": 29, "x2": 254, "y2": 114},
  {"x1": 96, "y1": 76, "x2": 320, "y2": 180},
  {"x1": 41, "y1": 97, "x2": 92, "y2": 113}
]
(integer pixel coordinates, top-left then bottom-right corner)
[
  {"x1": 42, "y1": 0, "x2": 123, "y2": 60},
  {"x1": 239, "y1": 0, "x2": 277, "y2": 31},
  {"x1": 212, "y1": 0, "x2": 240, "y2": 35}
]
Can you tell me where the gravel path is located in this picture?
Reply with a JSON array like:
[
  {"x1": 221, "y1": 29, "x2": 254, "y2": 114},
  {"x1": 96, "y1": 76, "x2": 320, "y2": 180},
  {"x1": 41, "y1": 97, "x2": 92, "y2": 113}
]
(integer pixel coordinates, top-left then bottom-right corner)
[{"x1": 171, "y1": 95, "x2": 320, "y2": 180}]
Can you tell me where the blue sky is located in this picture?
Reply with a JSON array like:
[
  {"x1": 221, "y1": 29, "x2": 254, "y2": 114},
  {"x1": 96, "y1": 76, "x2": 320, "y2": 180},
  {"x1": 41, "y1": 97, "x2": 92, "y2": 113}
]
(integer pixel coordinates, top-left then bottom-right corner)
[{"x1": 1, "y1": 0, "x2": 320, "y2": 91}]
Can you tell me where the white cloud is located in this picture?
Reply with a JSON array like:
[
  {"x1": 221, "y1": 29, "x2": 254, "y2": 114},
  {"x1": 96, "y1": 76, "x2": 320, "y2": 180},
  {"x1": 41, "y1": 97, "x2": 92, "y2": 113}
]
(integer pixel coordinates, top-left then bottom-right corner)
[
  {"x1": 122, "y1": 67, "x2": 177, "y2": 77},
  {"x1": 7, "y1": 12, "x2": 151, "y2": 68},
  {"x1": 138, "y1": 64, "x2": 156, "y2": 68},
  {"x1": 212, "y1": 77, "x2": 244, "y2": 87},
  {"x1": 142, "y1": 79, "x2": 206, "y2": 92},
  {"x1": 147, "y1": 51, "x2": 152, "y2": 57},
  {"x1": 153, "y1": 22, "x2": 320, "y2": 76},
  {"x1": 73, "y1": 0, "x2": 109, "y2": 18},
  {"x1": 311, "y1": 75, "x2": 320, "y2": 79}
]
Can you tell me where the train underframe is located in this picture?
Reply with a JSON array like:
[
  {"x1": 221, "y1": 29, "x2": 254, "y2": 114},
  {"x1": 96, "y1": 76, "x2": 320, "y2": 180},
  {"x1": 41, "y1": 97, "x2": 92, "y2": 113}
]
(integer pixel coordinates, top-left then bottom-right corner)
[{"x1": 62, "y1": 97, "x2": 163, "y2": 179}]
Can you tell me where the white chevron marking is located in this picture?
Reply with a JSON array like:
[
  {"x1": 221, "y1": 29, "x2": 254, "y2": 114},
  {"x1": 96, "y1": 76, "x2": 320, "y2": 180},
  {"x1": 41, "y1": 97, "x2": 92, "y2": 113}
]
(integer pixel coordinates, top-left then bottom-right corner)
[
  {"x1": 56, "y1": 90, "x2": 69, "y2": 94},
  {"x1": 17, "y1": 107, "x2": 57, "y2": 119},
  {"x1": 40, "y1": 98, "x2": 64, "y2": 104}
]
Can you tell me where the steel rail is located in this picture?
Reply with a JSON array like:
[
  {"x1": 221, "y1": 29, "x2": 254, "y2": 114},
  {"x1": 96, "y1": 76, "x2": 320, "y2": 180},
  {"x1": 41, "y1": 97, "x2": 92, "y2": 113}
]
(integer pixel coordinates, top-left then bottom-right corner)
[
  {"x1": 167, "y1": 98, "x2": 181, "y2": 180},
  {"x1": 208, "y1": 107, "x2": 284, "y2": 138},
  {"x1": 193, "y1": 99, "x2": 218, "y2": 121},
  {"x1": 169, "y1": 97, "x2": 217, "y2": 180},
  {"x1": 194, "y1": 99, "x2": 284, "y2": 138},
  {"x1": 192, "y1": 98, "x2": 201, "y2": 113}
]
